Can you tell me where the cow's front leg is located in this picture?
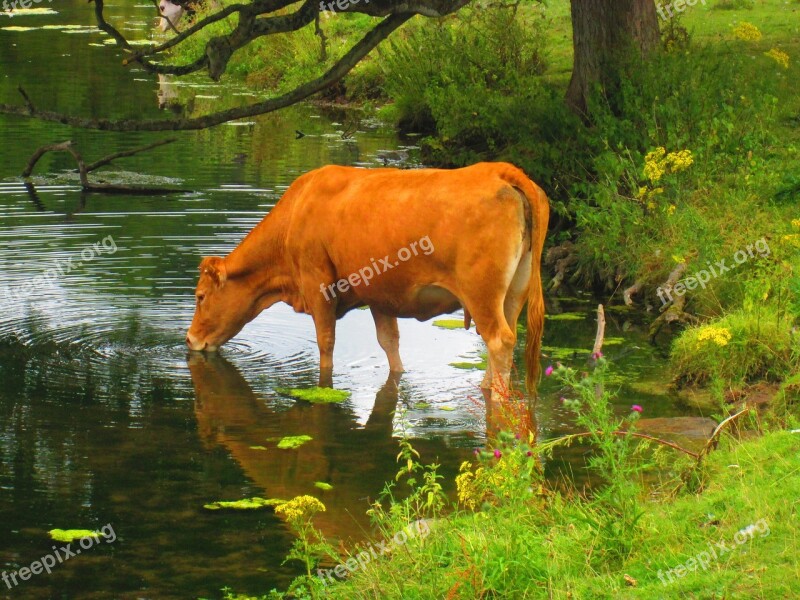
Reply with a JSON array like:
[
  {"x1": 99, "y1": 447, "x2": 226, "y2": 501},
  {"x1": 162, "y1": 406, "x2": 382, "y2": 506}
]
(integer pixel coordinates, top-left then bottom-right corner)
[
  {"x1": 311, "y1": 307, "x2": 336, "y2": 387},
  {"x1": 371, "y1": 308, "x2": 404, "y2": 373}
]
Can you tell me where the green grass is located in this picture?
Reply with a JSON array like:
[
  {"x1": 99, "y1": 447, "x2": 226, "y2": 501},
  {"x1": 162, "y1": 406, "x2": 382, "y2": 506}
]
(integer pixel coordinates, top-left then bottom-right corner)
[{"x1": 323, "y1": 429, "x2": 800, "y2": 598}]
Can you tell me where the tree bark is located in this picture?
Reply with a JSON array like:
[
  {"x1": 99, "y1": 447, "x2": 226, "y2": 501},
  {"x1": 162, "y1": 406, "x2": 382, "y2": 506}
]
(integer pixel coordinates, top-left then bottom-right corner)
[{"x1": 566, "y1": 0, "x2": 660, "y2": 115}]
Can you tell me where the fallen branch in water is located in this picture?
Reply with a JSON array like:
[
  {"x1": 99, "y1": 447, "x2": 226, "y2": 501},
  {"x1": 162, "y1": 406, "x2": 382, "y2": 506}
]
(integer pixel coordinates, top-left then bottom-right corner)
[
  {"x1": 83, "y1": 138, "x2": 177, "y2": 173},
  {"x1": 698, "y1": 408, "x2": 751, "y2": 460},
  {"x1": 539, "y1": 429, "x2": 700, "y2": 459},
  {"x1": 22, "y1": 139, "x2": 182, "y2": 195}
]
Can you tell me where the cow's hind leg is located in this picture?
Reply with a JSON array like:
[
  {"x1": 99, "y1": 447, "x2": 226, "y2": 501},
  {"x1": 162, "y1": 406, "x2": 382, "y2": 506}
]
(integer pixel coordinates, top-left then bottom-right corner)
[
  {"x1": 371, "y1": 308, "x2": 404, "y2": 373},
  {"x1": 469, "y1": 300, "x2": 516, "y2": 403}
]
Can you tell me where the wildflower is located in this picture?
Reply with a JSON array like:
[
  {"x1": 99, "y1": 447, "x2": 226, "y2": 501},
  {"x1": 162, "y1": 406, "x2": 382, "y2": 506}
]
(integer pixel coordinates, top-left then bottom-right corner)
[
  {"x1": 493, "y1": 449, "x2": 502, "y2": 459},
  {"x1": 643, "y1": 147, "x2": 693, "y2": 184},
  {"x1": 592, "y1": 351, "x2": 603, "y2": 360},
  {"x1": 473, "y1": 448, "x2": 479, "y2": 455},
  {"x1": 631, "y1": 405, "x2": 643, "y2": 413},
  {"x1": 764, "y1": 48, "x2": 790, "y2": 69},
  {"x1": 665, "y1": 149, "x2": 693, "y2": 173},
  {"x1": 274, "y1": 495, "x2": 326, "y2": 524},
  {"x1": 732, "y1": 22, "x2": 762, "y2": 42},
  {"x1": 791, "y1": 219, "x2": 800, "y2": 229},
  {"x1": 696, "y1": 325, "x2": 733, "y2": 347},
  {"x1": 668, "y1": 204, "x2": 677, "y2": 215},
  {"x1": 526, "y1": 451, "x2": 533, "y2": 457},
  {"x1": 643, "y1": 147, "x2": 666, "y2": 183},
  {"x1": 545, "y1": 365, "x2": 554, "y2": 377}
]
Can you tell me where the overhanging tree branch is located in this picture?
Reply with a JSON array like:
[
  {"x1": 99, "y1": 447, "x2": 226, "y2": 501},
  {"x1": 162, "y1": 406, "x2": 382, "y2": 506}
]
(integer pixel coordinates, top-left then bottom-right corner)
[{"x1": 0, "y1": 12, "x2": 414, "y2": 131}]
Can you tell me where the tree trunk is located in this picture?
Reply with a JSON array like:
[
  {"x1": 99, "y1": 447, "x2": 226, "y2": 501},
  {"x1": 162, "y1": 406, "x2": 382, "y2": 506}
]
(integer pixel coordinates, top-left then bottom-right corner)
[{"x1": 566, "y1": 0, "x2": 660, "y2": 115}]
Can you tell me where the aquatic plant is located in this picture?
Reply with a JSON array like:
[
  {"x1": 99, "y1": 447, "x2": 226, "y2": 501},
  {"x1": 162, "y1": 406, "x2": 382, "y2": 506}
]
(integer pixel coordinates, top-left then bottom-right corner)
[
  {"x1": 432, "y1": 319, "x2": 467, "y2": 330},
  {"x1": 203, "y1": 497, "x2": 286, "y2": 511},
  {"x1": 49, "y1": 529, "x2": 101, "y2": 543},
  {"x1": 277, "y1": 435, "x2": 313, "y2": 449},
  {"x1": 277, "y1": 387, "x2": 351, "y2": 404}
]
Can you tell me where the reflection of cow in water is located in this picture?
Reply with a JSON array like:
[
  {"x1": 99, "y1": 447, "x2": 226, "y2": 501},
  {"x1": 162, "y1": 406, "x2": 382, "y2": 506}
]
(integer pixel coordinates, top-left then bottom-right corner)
[
  {"x1": 188, "y1": 353, "x2": 470, "y2": 542},
  {"x1": 158, "y1": 0, "x2": 185, "y2": 31}
]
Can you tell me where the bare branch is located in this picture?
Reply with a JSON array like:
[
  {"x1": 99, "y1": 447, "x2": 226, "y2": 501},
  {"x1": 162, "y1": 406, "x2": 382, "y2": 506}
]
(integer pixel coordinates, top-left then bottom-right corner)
[
  {"x1": 22, "y1": 140, "x2": 183, "y2": 194},
  {"x1": 0, "y1": 13, "x2": 414, "y2": 131},
  {"x1": 84, "y1": 138, "x2": 178, "y2": 172}
]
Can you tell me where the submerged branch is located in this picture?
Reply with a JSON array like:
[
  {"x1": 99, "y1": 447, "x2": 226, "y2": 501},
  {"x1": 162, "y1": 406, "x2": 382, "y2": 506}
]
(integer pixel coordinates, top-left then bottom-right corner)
[{"x1": 22, "y1": 139, "x2": 182, "y2": 195}]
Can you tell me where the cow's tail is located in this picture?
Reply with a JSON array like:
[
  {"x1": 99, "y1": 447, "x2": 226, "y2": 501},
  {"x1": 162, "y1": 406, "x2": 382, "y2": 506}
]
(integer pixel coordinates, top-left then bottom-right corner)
[{"x1": 501, "y1": 166, "x2": 550, "y2": 394}]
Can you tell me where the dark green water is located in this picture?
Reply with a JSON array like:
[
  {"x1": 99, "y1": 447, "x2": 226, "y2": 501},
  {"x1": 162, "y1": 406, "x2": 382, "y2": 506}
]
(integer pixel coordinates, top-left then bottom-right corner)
[{"x1": 0, "y1": 3, "x2": 696, "y2": 598}]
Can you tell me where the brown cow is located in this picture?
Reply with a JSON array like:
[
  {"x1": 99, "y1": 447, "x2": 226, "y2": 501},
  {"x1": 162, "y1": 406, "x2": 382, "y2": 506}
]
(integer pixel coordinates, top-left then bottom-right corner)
[{"x1": 186, "y1": 162, "x2": 549, "y2": 397}]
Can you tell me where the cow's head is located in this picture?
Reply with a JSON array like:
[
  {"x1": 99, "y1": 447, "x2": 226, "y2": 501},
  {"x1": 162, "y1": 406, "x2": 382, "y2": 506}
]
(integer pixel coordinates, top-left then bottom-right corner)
[{"x1": 186, "y1": 256, "x2": 256, "y2": 352}]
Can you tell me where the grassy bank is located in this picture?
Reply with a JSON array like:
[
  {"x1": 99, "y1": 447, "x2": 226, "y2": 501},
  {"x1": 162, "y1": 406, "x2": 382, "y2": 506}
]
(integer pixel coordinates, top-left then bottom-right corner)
[
  {"x1": 219, "y1": 362, "x2": 799, "y2": 599},
  {"x1": 319, "y1": 430, "x2": 800, "y2": 598}
]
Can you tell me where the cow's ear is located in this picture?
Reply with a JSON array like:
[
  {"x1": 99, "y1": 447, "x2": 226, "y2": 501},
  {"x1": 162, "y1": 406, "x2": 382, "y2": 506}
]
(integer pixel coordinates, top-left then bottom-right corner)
[{"x1": 199, "y1": 256, "x2": 227, "y2": 286}]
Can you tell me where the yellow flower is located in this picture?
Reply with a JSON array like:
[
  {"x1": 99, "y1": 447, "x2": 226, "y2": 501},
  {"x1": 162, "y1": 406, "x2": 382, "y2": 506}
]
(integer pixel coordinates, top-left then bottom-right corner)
[
  {"x1": 764, "y1": 48, "x2": 790, "y2": 69},
  {"x1": 643, "y1": 147, "x2": 693, "y2": 183},
  {"x1": 732, "y1": 22, "x2": 762, "y2": 42},
  {"x1": 274, "y1": 495, "x2": 326, "y2": 523},
  {"x1": 791, "y1": 219, "x2": 800, "y2": 229},
  {"x1": 668, "y1": 204, "x2": 677, "y2": 215},
  {"x1": 696, "y1": 326, "x2": 732, "y2": 348},
  {"x1": 643, "y1": 147, "x2": 666, "y2": 183},
  {"x1": 665, "y1": 149, "x2": 693, "y2": 172}
]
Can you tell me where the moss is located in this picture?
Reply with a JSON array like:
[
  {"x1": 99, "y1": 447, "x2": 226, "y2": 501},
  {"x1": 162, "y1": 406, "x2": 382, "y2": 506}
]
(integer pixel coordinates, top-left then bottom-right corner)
[
  {"x1": 204, "y1": 497, "x2": 286, "y2": 511},
  {"x1": 276, "y1": 387, "x2": 351, "y2": 403},
  {"x1": 433, "y1": 319, "x2": 467, "y2": 330},
  {"x1": 249, "y1": 445, "x2": 267, "y2": 450},
  {"x1": 440, "y1": 406, "x2": 456, "y2": 411},
  {"x1": 49, "y1": 529, "x2": 100, "y2": 543},
  {"x1": 314, "y1": 482, "x2": 334, "y2": 491},
  {"x1": 414, "y1": 402, "x2": 431, "y2": 409},
  {"x1": 277, "y1": 435, "x2": 313, "y2": 449}
]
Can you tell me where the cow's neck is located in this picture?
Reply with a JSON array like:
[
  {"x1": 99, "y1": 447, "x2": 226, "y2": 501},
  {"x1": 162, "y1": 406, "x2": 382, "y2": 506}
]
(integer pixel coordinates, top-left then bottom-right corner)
[{"x1": 224, "y1": 207, "x2": 301, "y2": 312}]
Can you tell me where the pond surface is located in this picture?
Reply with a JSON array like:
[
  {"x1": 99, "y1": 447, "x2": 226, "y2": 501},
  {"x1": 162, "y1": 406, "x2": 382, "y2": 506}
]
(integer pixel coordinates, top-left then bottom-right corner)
[{"x1": 0, "y1": 3, "x2": 698, "y2": 598}]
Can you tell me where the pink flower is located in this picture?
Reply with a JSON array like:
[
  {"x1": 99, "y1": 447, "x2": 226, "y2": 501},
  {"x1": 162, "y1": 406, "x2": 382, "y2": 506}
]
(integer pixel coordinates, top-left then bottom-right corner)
[
  {"x1": 631, "y1": 405, "x2": 643, "y2": 413},
  {"x1": 526, "y1": 451, "x2": 533, "y2": 457},
  {"x1": 592, "y1": 351, "x2": 603, "y2": 359},
  {"x1": 545, "y1": 365, "x2": 554, "y2": 377},
  {"x1": 493, "y1": 449, "x2": 502, "y2": 458}
]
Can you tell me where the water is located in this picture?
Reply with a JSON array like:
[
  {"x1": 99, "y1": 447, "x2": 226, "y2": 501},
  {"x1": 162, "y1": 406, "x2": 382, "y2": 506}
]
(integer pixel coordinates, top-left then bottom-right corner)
[{"x1": 0, "y1": 3, "x2": 696, "y2": 598}]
